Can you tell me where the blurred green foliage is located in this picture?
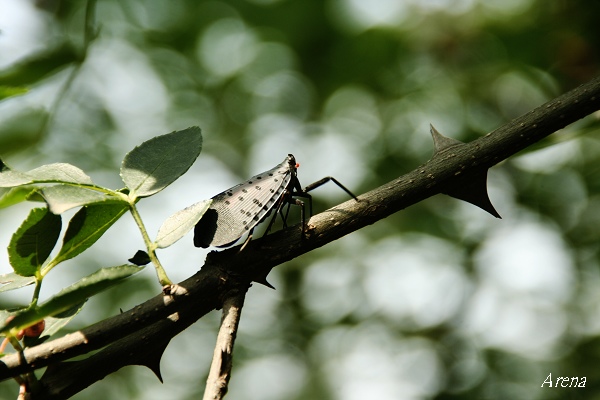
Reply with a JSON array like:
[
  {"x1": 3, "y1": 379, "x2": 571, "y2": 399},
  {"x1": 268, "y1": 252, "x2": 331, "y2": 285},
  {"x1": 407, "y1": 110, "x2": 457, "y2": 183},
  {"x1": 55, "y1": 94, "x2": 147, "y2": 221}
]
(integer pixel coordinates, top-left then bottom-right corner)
[{"x1": 0, "y1": 0, "x2": 599, "y2": 399}]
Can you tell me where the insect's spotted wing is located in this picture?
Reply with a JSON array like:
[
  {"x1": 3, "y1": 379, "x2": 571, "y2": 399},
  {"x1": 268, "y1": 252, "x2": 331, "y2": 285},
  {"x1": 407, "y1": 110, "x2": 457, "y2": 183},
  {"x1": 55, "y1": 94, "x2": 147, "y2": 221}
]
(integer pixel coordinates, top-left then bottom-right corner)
[{"x1": 194, "y1": 156, "x2": 295, "y2": 248}]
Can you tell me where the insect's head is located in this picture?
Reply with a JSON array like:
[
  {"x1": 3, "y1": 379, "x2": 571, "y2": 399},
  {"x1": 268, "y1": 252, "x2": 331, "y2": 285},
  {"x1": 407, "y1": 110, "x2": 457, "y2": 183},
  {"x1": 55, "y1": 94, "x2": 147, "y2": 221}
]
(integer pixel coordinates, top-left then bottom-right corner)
[{"x1": 287, "y1": 154, "x2": 299, "y2": 171}]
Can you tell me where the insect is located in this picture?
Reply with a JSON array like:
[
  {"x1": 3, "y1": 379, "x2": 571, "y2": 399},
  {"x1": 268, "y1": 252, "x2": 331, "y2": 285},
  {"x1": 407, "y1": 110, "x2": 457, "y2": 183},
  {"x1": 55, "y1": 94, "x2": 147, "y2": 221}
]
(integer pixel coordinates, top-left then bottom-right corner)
[{"x1": 193, "y1": 154, "x2": 358, "y2": 249}]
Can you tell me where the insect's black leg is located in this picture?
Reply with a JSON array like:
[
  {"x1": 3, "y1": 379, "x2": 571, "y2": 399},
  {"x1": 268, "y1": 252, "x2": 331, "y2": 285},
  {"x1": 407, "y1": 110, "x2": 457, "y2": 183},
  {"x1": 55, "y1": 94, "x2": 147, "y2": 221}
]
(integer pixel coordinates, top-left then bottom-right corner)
[
  {"x1": 292, "y1": 190, "x2": 313, "y2": 217},
  {"x1": 263, "y1": 208, "x2": 280, "y2": 236},
  {"x1": 304, "y1": 176, "x2": 359, "y2": 201},
  {"x1": 290, "y1": 198, "x2": 306, "y2": 238},
  {"x1": 264, "y1": 195, "x2": 287, "y2": 236},
  {"x1": 299, "y1": 199, "x2": 305, "y2": 234},
  {"x1": 281, "y1": 202, "x2": 292, "y2": 228}
]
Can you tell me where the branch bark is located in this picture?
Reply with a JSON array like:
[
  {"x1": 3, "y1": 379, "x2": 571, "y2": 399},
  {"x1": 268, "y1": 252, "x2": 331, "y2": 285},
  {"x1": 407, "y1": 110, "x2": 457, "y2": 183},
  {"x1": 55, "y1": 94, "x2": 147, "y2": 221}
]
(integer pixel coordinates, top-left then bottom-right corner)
[
  {"x1": 203, "y1": 293, "x2": 247, "y2": 400},
  {"x1": 1, "y1": 75, "x2": 599, "y2": 398}
]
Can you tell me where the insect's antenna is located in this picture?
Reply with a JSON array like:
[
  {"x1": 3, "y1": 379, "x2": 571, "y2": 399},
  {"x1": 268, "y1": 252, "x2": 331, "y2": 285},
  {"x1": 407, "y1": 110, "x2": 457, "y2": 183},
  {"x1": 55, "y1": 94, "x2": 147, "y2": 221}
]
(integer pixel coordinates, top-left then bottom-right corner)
[{"x1": 304, "y1": 177, "x2": 359, "y2": 201}]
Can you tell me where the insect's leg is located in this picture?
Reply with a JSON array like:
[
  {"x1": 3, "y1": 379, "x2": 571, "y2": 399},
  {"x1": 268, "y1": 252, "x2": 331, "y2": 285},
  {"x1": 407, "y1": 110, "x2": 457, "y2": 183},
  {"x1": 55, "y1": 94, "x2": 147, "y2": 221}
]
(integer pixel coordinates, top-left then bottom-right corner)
[
  {"x1": 263, "y1": 208, "x2": 279, "y2": 236},
  {"x1": 298, "y1": 199, "x2": 306, "y2": 233},
  {"x1": 281, "y1": 202, "x2": 293, "y2": 228},
  {"x1": 304, "y1": 176, "x2": 359, "y2": 201},
  {"x1": 289, "y1": 198, "x2": 306, "y2": 237},
  {"x1": 292, "y1": 189, "x2": 313, "y2": 218},
  {"x1": 263, "y1": 195, "x2": 287, "y2": 236},
  {"x1": 283, "y1": 195, "x2": 311, "y2": 238}
]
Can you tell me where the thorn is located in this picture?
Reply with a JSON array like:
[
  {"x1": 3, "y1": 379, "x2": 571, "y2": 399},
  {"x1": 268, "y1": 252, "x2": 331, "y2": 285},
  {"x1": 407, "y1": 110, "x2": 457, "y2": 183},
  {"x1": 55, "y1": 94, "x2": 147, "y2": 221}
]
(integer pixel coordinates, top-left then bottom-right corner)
[
  {"x1": 144, "y1": 357, "x2": 164, "y2": 383},
  {"x1": 139, "y1": 340, "x2": 170, "y2": 383},
  {"x1": 429, "y1": 125, "x2": 501, "y2": 218},
  {"x1": 430, "y1": 124, "x2": 463, "y2": 156},
  {"x1": 253, "y1": 275, "x2": 275, "y2": 289},
  {"x1": 441, "y1": 169, "x2": 502, "y2": 218}
]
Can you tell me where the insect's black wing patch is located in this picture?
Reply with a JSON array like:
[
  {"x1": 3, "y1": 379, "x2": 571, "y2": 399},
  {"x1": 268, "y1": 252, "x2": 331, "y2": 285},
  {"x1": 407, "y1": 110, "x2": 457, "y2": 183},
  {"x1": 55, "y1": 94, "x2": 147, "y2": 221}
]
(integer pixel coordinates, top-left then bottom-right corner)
[{"x1": 193, "y1": 208, "x2": 218, "y2": 248}]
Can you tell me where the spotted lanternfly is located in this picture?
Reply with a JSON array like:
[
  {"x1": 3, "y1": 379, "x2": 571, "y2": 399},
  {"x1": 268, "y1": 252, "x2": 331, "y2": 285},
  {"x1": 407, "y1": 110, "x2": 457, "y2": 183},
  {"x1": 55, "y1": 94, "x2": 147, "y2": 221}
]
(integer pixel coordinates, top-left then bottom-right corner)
[{"x1": 194, "y1": 154, "x2": 357, "y2": 249}]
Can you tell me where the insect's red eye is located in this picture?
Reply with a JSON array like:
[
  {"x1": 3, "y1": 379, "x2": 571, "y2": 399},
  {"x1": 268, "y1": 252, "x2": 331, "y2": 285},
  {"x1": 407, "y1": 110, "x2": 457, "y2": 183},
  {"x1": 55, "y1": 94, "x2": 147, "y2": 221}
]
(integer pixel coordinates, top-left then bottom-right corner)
[{"x1": 296, "y1": 163, "x2": 300, "y2": 168}]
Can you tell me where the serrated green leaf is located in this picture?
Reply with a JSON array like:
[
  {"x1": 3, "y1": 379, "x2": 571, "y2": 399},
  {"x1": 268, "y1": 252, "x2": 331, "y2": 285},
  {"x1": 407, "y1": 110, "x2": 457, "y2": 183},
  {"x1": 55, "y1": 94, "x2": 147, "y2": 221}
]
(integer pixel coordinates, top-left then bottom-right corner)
[
  {"x1": 40, "y1": 185, "x2": 125, "y2": 214},
  {"x1": 28, "y1": 163, "x2": 93, "y2": 185},
  {"x1": 0, "y1": 170, "x2": 30, "y2": 187},
  {"x1": 0, "y1": 265, "x2": 143, "y2": 336},
  {"x1": 0, "y1": 272, "x2": 36, "y2": 293},
  {"x1": 53, "y1": 203, "x2": 129, "y2": 264},
  {"x1": 8, "y1": 208, "x2": 62, "y2": 277},
  {"x1": 120, "y1": 127, "x2": 202, "y2": 198},
  {"x1": 0, "y1": 163, "x2": 93, "y2": 188},
  {"x1": 155, "y1": 199, "x2": 211, "y2": 248}
]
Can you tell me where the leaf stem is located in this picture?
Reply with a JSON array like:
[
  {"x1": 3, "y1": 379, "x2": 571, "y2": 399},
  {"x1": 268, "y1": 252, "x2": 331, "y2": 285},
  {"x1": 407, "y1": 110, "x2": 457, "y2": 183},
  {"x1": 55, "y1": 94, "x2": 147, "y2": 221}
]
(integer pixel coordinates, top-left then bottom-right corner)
[
  {"x1": 128, "y1": 203, "x2": 172, "y2": 286},
  {"x1": 29, "y1": 278, "x2": 42, "y2": 307},
  {"x1": 8, "y1": 336, "x2": 23, "y2": 353}
]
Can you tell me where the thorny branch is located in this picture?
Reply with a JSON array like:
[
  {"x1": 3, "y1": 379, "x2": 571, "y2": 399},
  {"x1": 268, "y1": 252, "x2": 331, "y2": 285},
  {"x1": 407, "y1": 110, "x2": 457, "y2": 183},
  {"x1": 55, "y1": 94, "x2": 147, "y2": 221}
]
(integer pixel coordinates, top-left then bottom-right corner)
[{"x1": 0, "y1": 75, "x2": 599, "y2": 399}]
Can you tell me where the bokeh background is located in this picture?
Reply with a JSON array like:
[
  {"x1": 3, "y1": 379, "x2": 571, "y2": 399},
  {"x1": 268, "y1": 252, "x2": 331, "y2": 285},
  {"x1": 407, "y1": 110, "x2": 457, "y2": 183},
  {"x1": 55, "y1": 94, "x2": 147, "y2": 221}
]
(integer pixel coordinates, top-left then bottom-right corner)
[{"x1": 1, "y1": 0, "x2": 600, "y2": 399}]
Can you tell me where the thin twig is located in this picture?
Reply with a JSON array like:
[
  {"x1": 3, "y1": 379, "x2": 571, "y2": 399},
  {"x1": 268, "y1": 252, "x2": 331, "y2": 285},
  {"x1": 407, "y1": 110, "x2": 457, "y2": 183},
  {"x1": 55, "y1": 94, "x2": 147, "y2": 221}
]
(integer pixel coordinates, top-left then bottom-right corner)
[{"x1": 203, "y1": 293, "x2": 247, "y2": 400}]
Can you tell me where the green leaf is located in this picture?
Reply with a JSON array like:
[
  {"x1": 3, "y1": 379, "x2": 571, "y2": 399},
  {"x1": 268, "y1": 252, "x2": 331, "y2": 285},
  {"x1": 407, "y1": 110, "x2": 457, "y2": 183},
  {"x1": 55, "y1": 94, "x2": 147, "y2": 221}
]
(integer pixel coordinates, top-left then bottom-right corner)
[
  {"x1": 0, "y1": 272, "x2": 36, "y2": 293},
  {"x1": 0, "y1": 186, "x2": 38, "y2": 209},
  {"x1": 8, "y1": 208, "x2": 62, "y2": 277},
  {"x1": 43, "y1": 301, "x2": 87, "y2": 336},
  {"x1": 120, "y1": 127, "x2": 202, "y2": 198},
  {"x1": 0, "y1": 265, "x2": 143, "y2": 336},
  {"x1": 40, "y1": 185, "x2": 125, "y2": 214},
  {"x1": 22, "y1": 301, "x2": 86, "y2": 347},
  {"x1": 0, "y1": 163, "x2": 93, "y2": 188},
  {"x1": 0, "y1": 311, "x2": 12, "y2": 339},
  {"x1": 155, "y1": 199, "x2": 211, "y2": 248},
  {"x1": 53, "y1": 203, "x2": 129, "y2": 264},
  {"x1": 0, "y1": 85, "x2": 28, "y2": 101},
  {"x1": 27, "y1": 163, "x2": 93, "y2": 185}
]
